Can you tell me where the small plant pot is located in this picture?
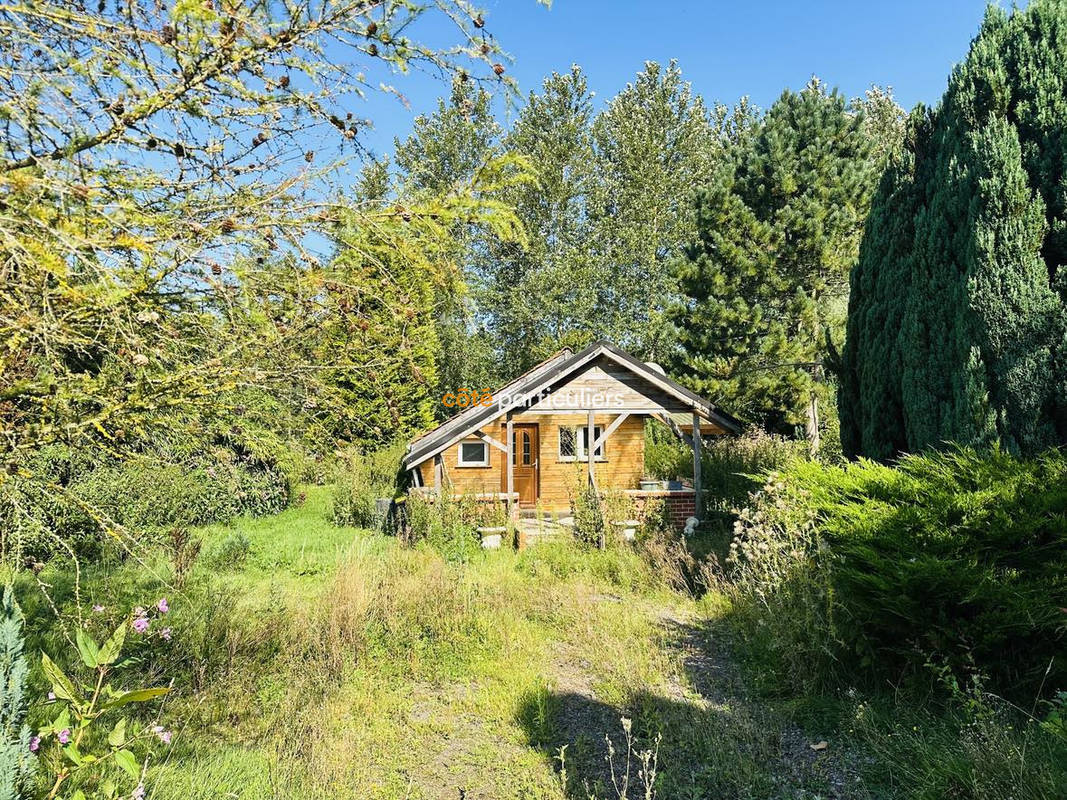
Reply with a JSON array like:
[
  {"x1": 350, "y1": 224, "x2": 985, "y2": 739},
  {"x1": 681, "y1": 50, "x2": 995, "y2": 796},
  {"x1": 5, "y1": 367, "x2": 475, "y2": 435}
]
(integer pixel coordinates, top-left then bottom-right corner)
[
  {"x1": 612, "y1": 520, "x2": 640, "y2": 541},
  {"x1": 639, "y1": 479, "x2": 661, "y2": 491},
  {"x1": 477, "y1": 526, "x2": 507, "y2": 550}
]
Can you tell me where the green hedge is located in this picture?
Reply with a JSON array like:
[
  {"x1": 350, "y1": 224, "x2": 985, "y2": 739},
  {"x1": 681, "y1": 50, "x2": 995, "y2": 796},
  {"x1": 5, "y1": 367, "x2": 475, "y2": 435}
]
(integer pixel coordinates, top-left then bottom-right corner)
[
  {"x1": 725, "y1": 448, "x2": 1067, "y2": 701},
  {"x1": 3, "y1": 444, "x2": 294, "y2": 563}
]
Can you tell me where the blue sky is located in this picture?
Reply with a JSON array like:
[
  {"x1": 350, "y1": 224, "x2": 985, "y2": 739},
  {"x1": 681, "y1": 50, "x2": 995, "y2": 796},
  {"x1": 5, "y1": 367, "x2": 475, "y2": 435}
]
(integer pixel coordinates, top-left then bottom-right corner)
[{"x1": 355, "y1": 0, "x2": 1001, "y2": 159}]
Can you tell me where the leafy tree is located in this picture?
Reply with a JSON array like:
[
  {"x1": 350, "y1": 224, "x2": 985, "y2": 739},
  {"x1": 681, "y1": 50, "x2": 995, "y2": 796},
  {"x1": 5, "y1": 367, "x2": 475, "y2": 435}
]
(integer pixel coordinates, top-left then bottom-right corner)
[
  {"x1": 394, "y1": 78, "x2": 507, "y2": 405},
  {"x1": 476, "y1": 65, "x2": 600, "y2": 368},
  {"x1": 590, "y1": 60, "x2": 725, "y2": 360},
  {"x1": 0, "y1": 0, "x2": 538, "y2": 558},
  {"x1": 473, "y1": 61, "x2": 723, "y2": 369},
  {"x1": 673, "y1": 80, "x2": 889, "y2": 453},
  {"x1": 840, "y1": 1, "x2": 1067, "y2": 460},
  {"x1": 0, "y1": 587, "x2": 33, "y2": 800}
]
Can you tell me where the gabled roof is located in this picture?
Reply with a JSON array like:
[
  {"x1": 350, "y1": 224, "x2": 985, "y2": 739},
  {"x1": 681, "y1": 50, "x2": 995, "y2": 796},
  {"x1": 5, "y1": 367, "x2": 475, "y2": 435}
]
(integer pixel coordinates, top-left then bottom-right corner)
[{"x1": 403, "y1": 340, "x2": 741, "y2": 470}]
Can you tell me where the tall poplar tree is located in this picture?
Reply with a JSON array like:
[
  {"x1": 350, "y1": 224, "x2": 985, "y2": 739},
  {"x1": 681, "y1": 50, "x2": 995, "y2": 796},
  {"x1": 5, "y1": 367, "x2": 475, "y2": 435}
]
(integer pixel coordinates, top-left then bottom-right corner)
[
  {"x1": 840, "y1": 1, "x2": 1067, "y2": 460},
  {"x1": 475, "y1": 66, "x2": 600, "y2": 368},
  {"x1": 672, "y1": 80, "x2": 888, "y2": 451},
  {"x1": 394, "y1": 78, "x2": 505, "y2": 406},
  {"x1": 590, "y1": 60, "x2": 725, "y2": 361}
]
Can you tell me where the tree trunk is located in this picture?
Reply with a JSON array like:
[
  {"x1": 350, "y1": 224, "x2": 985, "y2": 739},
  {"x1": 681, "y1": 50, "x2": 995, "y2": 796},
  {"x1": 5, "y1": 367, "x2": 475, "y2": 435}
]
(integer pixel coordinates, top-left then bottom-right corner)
[{"x1": 806, "y1": 391, "x2": 820, "y2": 458}]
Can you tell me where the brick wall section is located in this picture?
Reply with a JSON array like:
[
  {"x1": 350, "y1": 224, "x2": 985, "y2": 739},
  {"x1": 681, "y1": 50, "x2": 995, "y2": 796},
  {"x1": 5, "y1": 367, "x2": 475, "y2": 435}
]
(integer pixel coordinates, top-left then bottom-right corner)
[{"x1": 625, "y1": 490, "x2": 697, "y2": 533}]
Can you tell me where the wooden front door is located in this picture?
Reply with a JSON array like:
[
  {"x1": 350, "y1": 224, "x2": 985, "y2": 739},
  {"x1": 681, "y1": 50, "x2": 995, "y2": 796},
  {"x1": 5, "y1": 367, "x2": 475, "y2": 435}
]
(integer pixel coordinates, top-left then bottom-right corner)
[{"x1": 503, "y1": 423, "x2": 539, "y2": 505}]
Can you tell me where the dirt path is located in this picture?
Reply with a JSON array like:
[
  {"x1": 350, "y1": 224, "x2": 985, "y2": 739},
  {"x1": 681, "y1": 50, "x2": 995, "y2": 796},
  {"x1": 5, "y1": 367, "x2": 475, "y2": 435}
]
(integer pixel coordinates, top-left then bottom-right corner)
[
  {"x1": 540, "y1": 600, "x2": 870, "y2": 799},
  {"x1": 659, "y1": 610, "x2": 869, "y2": 799}
]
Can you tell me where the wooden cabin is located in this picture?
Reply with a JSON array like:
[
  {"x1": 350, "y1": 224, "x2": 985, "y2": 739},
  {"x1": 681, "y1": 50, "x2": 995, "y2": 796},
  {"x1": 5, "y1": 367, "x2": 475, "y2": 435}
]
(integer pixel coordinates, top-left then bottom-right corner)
[{"x1": 402, "y1": 341, "x2": 740, "y2": 523}]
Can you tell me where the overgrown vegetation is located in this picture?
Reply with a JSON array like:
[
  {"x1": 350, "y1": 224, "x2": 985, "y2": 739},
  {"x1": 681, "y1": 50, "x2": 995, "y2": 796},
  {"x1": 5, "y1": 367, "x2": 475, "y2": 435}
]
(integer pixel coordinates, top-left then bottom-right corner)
[
  {"x1": 329, "y1": 442, "x2": 407, "y2": 530},
  {"x1": 725, "y1": 447, "x2": 1067, "y2": 701},
  {"x1": 4, "y1": 1, "x2": 1066, "y2": 797}
]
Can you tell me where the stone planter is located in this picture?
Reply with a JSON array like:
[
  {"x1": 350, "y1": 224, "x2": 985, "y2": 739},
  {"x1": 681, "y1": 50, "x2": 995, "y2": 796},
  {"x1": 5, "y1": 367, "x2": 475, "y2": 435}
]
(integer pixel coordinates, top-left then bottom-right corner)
[{"x1": 477, "y1": 526, "x2": 507, "y2": 550}]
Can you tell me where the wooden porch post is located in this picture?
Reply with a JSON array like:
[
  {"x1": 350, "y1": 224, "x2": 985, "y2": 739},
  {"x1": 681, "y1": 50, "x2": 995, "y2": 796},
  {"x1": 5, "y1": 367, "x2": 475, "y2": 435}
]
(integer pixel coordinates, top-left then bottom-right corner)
[
  {"x1": 431, "y1": 456, "x2": 443, "y2": 494},
  {"x1": 505, "y1": 417, "x2": 515, "y2": 517},
  {"x1": 692, "y1": 413, "x2": 703, "y2": 520},
  {"x1": 587, "y1": 409, "x2": 596, "y2": 489}
]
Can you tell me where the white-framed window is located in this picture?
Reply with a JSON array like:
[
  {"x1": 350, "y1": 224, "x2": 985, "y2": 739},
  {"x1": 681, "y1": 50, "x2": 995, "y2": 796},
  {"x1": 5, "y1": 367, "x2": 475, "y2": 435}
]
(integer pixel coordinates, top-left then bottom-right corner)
[
  {"x1": 558, "y1": 425, "x2": 605, "y2": 461},
  {"x1": 457, "y1": 439, "x2": 489, "y2": 467}
]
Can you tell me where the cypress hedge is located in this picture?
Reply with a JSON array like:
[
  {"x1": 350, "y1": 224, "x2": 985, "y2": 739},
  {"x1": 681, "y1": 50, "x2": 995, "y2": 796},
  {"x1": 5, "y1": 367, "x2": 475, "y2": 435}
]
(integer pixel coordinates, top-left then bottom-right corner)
[{"x1": 840, "y1": 1, "x2": 1067, "y2": 460}]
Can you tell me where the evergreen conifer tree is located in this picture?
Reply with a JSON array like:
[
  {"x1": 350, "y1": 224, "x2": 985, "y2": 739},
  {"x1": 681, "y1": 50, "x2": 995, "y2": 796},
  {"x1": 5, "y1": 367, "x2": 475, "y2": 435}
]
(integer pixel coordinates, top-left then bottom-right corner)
[
  {"x1": 673, "y1": 79, "x2": 886, "y2": 451},
  {"x1": 840, "y1": 1, "x2": 1067, "y2": 459},
  {"x1": 0, "y1": 587, "x2": 34, "y2": 800}
]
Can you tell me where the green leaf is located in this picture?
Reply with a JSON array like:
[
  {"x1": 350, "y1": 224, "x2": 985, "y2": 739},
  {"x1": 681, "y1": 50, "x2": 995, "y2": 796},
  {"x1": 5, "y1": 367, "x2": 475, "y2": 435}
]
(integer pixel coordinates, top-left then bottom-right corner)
[
  {"x1": 102, "y1": 687, "x2": 170, "y2": 710},
  {"x1": 108, "y1": 717, "x2": 127, "y2": 748},
  {"x1": 72, "y1": 791, "x2": 86, "y2": 800},
  {"x1": 113, "y1": 748, "x2": 140, "y2": 780},
  {"x1": 76, "y1": 629, "x2": 100, "y2": 668},
  {"x1": 51, "y1": 707, "x2": 71, "y2": 734},
  {"x1": 41, "y1": 653, "x2": 81, "y2": 703},
  {"x1": 63, "y1": 742, "x2": 82, "y2": 766},
  {"x1": 98, "y1": 621, "x2": 127, "y2": 666}
]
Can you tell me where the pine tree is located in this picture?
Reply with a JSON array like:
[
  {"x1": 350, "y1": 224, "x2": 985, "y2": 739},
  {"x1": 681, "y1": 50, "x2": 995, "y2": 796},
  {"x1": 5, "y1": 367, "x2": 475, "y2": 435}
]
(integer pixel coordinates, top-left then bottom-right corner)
[
  {"x1": 840, "y1": 1, "x2": 1067, "y2": 459},
  {"x1": 0, "y1": 587, "x2": 34, "y2": 800},
  {"x1": 673, "y1": 80, "x2": 888, "y2": 451}
]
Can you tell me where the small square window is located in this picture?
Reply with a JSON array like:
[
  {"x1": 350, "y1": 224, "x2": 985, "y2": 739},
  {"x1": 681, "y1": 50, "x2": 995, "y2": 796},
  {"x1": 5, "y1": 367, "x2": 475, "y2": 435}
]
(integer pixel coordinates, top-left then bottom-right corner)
[{"x1": 457, "y1": 440, "x2": 488, "y2": 467}]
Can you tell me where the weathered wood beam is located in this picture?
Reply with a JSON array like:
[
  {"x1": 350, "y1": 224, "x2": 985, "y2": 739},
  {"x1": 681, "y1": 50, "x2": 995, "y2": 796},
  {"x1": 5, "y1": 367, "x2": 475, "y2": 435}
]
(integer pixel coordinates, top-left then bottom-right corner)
[
  {"x1": 433, "y1": 453, "x2": 444, "y2": 495},
  {"x1": 692, "y1": 412, "x2": 703, "y2": 520},
  {"x1": 587, "y1": 409, "x2": 597, "y2": 489},
  {"x1": 591, "y1": 412, "x2": 631, "y2": 453},
  {"x1": 506, "y1": 417, "x2": 515, "y2": 517},
  {"x1": 472, "y1": 429, "x2": 508, "y2": 454}
]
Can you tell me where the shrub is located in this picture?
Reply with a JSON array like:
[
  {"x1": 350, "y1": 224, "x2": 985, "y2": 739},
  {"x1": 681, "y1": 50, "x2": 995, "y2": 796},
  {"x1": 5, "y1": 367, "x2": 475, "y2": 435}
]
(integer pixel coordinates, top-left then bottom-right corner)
[
  {"x1": 724, "y1": 448, "x2": 1067, "y2": 702},
  {"x1": 204, "y1": 532, "x2": 252, "y2": 570},
  {"x1": 399, "y1": 492, "x2": 480, "y2": 562},
  {"x1": 330, "y1": 441, "x2": 406, "y2": 529},
  {"x1": 570, "y1": 483, "x2": 606, "y2": 548},
  {"x1": 3, "y1": 442, "x2": 294, "y2": 565}
]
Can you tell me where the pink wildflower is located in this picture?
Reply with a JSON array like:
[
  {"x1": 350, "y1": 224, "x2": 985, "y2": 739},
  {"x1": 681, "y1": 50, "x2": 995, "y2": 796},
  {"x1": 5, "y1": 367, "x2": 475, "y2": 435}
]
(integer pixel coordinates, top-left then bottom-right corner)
[
  {"x1": 157, "y1": 598, "x2": 169, "y2": 614},
  {"x1": 132, "y1": 785, "x2": 145, "y2": 800},
  {"x1": 29, "y1": 735, "x2": 40, "y2": 753},
  {"x1": 92, "y1": 604, "x2": 105, "y2": 613},
  {"x1": 152, "y1": 725, "x2": 172, "y2": 745},
  {"x1": 132, "y1": 616, "x2": 150, "y2": 634},
  {"x1": 47, "y1": 692, "x2": 55, "y2": 701},
  {"x1": 57, "y1": 729, "x2": 70, "y2": 745},
  {"x1": 159, "y1": 627, "x2": 172, "y2": 641}
]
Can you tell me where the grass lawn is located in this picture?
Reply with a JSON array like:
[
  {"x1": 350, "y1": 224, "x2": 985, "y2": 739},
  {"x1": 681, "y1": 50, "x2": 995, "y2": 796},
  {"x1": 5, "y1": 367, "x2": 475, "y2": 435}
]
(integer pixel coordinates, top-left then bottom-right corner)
[{"x1": 19, "y1": 486, "x2": 863, "y2": 800}]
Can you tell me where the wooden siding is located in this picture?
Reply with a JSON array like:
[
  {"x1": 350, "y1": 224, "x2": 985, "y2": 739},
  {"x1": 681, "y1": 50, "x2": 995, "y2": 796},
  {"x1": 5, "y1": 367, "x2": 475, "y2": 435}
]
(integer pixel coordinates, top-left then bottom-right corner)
[{"x1": 414, "y1": 412, "x2": 646, "y2": 510}]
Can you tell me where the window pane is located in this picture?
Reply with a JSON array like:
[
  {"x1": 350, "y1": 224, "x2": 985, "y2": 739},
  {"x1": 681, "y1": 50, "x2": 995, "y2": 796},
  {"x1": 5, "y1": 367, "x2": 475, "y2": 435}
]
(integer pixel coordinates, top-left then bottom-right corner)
[
  {"x1": 522, "y1": 432, "x2": 531, "y2": 464},
  {"x1": 580, "y1": 426, "x2": 604, "y2": 459},
  {"x1": 559, "y1": 427, "x2": 575, "y2": 458},
  {"x1": 460, "y1": 442, "x2": 486, "y2": 464}
]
